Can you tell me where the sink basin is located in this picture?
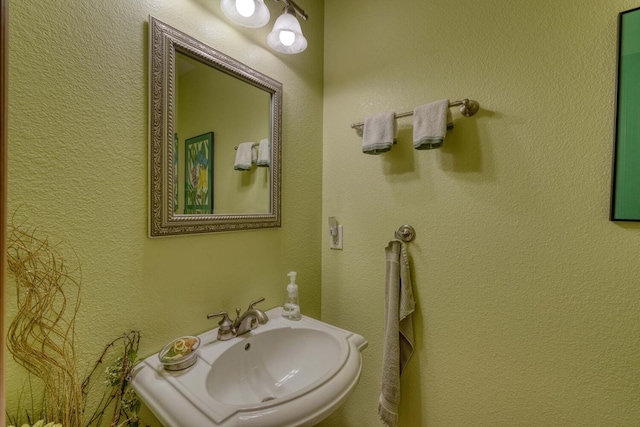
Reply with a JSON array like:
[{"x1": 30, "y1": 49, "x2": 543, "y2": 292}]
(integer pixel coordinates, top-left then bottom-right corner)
[
  {"x1": 132, "y1": 308, "x2": 367, "y2": 427},
  {"x1": 206, "y1": 327, "x2": 345, "y2": 405}
]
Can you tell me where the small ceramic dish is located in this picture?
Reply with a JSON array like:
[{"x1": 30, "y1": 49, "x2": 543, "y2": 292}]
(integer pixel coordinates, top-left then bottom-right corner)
[{"x1": 158, "y1": 336, "x2": 201, "y2": 371}]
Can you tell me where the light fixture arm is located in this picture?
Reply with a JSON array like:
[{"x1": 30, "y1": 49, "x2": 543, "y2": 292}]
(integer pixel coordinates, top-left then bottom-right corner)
[{"x1": 273, "y1": 0, "x2": 308, "y2": 21}]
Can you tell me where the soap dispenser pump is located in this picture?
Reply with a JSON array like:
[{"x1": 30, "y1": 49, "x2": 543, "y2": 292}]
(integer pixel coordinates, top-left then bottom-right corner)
[{"x1": 282, "y1": 271, "x2": 301, "y2": 320}]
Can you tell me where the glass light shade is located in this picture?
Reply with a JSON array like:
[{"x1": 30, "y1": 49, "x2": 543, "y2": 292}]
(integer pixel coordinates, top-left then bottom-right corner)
[
  {"x1": 236, "y1": 0, "x2": 255, "y2": 17},
  {"x1": 220, "y1": 0, "x2": 270, "y2": 28},
  {"x1": 267, "y1": 12, "x2": 307, "y2": 54}
]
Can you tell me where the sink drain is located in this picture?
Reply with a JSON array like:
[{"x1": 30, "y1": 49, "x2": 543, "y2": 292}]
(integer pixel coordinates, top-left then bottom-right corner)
[{"x1": 261, "y1": 396, "x2": 276, "y2": 403}]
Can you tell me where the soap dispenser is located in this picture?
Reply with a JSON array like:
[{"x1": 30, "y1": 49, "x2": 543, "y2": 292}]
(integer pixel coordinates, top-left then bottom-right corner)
[{"x1": 282, "y1": 271, "x2": 301, "y2": 320}]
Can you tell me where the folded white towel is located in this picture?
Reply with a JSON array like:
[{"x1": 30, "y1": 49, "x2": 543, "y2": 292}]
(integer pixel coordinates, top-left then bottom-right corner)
[
  {"x1": 379, "y1": 240, "x2": 415, "y2": 427},
  {"x1": 234, "y1": 142, "x2": 254, "y2": 171},
  {"x1": 413, "y1": 99, "x2": 453, "y2": 150},
  {"x1": 256, "y1": 138, "x2": 270, "y2": 167},
  {"x1": 362, "y1": 112, "x2": 397, "y2": 154}
]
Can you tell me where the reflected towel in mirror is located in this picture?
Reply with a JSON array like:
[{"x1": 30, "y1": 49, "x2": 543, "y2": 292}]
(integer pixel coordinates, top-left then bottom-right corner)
[
  {"x1": 256, "y1": 138, "x2": 270, "y2": 167},
  {"x1": 234, "y1": 142, "x2": 255, "y2": 171}
]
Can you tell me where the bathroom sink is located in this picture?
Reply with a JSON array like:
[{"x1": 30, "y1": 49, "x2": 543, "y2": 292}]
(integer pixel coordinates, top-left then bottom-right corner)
[
  {"x1": 131, "y1": 308, "x2": 367, "y2": 427},
  {"x1": 206, "y1": 327, "x2": 345, "y2": 405}
]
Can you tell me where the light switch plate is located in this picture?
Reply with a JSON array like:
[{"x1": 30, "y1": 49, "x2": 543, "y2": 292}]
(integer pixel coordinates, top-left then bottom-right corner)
[{"x1": 329, "y1": 225, "x2": 343, "y2": 250}]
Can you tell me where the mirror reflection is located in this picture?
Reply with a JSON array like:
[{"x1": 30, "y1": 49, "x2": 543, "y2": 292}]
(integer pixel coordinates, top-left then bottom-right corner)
[
  {"x1": 149, "y1": 17, "x2": 282, "y2": 236},
  {"x1": 174, "y1": 52, "x2": 272, "y2": 215}
]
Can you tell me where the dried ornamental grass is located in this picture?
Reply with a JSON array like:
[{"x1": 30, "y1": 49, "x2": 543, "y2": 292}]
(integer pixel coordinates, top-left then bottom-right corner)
[
  {"x1": 6, "y1": 218, "x2": 142, "y2": 427},
  {"x1": 8, "y1": 421, "x2": 63, "y2": 427},
  {"x1": 6, "y1": 221, "x2": 84, "y2": 426},
  {"x1": 83, "y1": 331, "x2": 141, "y2": 427}
]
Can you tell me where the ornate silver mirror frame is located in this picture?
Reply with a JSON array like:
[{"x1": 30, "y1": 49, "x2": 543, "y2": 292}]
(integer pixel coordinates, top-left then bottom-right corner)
[{"x1": 149, "y1": 16, "x2": 282, "y2": 237}]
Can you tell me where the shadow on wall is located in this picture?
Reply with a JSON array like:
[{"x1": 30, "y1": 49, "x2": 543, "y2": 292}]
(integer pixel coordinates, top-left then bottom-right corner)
[
  {"x1": 380, "y1": 108, "x2": 497, "y2": 181},
  {"x1": 439, "y1": 109, "x2": 497, "y2": 175}
]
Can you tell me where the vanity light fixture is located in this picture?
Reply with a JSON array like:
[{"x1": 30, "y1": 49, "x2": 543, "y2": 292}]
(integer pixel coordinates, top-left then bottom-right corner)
[
  {"x1": 267, "y1": 4, "x2": 307, "y2": 54},
  {"x1": 220, "y1": 0, "x2": 309, "y2": 54},
  {"x1": 220, "y1": 0, "x2": 270, "y2": 28}
]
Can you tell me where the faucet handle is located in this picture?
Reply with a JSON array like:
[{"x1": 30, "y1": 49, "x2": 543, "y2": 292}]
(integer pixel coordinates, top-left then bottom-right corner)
[
  {"x1": 248, "y1": 297, "x2": 266, "y2": 310},
  {"x1": 206, "y1": 311, "x2": 235, "y2": 341},
  {"x1": 233, "y1": 307, "x2": 242, "y2": 326}
]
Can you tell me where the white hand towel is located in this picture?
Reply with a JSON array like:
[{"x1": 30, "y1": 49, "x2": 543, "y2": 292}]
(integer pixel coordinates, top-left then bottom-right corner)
[
  {"x1": 234, "y1": 142, "x2": 254, "y2": 171},
  {"x1": 413, "y1": 99, "x2": 453, "y2": 150},
  {"x1": 378, "y1": 240, "x2": 415, "y2": 427},
  {"x1": 362, "y1": 112, "x2": 397, "y2": 154},
  {"x1": 256, "y1": 138, "x2": 270, "y2": 167}
]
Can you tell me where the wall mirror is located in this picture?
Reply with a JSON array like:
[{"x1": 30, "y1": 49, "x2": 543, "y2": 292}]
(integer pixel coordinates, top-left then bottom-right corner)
[{"x1": 149, "y1": 16, "x2": 282, "y2": 236}]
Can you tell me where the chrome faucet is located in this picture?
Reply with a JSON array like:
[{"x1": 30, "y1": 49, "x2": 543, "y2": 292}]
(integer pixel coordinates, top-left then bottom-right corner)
[
  {"x1": 207, "y1": 297, "x2": 269, "y2": 341},
  {"x1": 234, "y1": 297, "x2": 269, "y2": 336}
]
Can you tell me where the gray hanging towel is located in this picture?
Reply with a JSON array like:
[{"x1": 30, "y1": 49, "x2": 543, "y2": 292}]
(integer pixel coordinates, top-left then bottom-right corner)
[{"x1": 378, "y1": 239, "x2": 416, "y2": 427}]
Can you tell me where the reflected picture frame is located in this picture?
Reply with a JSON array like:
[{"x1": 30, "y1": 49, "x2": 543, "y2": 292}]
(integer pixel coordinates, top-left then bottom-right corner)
[
  {"x1": 184, "y1": 132, "x2": 214, "y2": 214},
  {"x1": 611, "y1": 6, "x2": 640, "y2": 221},
  {"x1": 174, "y1": 133, "x2": 178, "y2": 213}
]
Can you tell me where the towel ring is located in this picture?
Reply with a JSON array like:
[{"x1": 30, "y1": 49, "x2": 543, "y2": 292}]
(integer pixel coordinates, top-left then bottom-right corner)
[{"x1": 395, "y1": 225, "x2": 416, "y2": 242}]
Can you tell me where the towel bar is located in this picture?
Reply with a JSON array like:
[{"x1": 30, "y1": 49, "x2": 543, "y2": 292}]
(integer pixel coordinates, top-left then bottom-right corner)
[
  {"x1": 234, "y1": 142, "x2": 259, "y2": 150},
  {"x1": 351, "y1": 98, "x2": 480, "y2": 136}
]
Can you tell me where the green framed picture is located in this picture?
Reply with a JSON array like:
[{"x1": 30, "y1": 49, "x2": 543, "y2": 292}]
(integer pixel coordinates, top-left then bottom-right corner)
[
  {"x1": 184, "y1": 132, "x2": 214, "y2": 214},
  {"x1": 173, "y1": 133, "x2": 179, "y2": 213},
  {"x1": 611, "y1": 7, "x2": 640, "y2": 221}
]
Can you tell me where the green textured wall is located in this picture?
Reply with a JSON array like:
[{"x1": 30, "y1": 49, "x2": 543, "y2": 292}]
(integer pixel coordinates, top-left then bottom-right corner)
[
  {"x1": 6, "y1": 0, "x2": 323, "y2": 424},
  {"x1": 321, "y1": 0, "x2": 640, "y2": 426}
]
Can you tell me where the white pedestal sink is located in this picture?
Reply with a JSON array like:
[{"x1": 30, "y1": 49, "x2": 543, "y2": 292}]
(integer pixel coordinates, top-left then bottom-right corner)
[{"x1": 131, "y1": 308, "x2": 367, "y2": 427}]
